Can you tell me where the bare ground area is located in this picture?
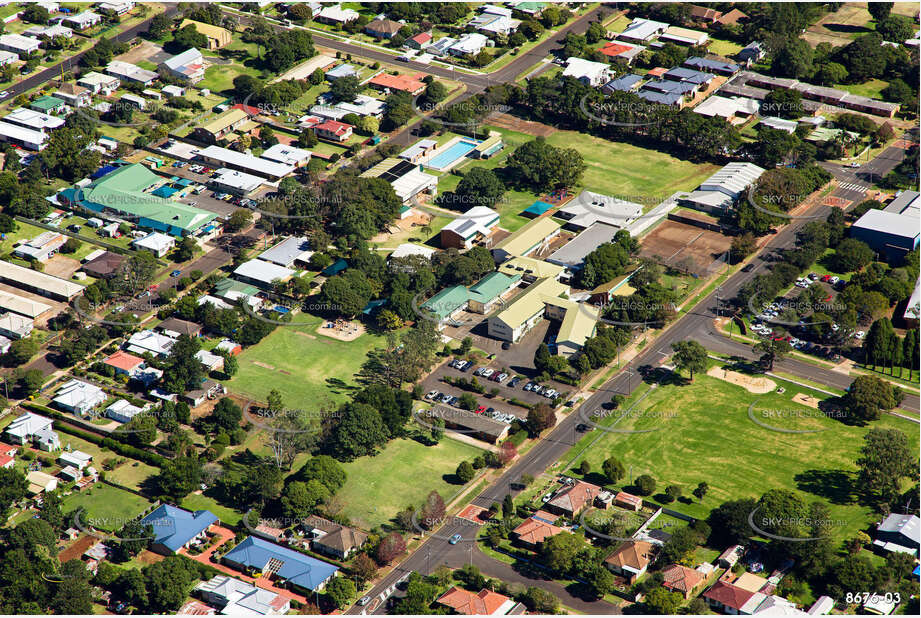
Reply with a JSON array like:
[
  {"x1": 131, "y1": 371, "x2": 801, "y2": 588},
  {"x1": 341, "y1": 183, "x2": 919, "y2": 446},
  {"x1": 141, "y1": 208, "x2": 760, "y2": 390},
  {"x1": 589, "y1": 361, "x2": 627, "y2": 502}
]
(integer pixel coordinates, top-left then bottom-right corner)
[
  {"x1": 44, "y1": 255, "x2": 81, "y2": 279},
  {"x1": 706, "y1": 366, "x2": 777, "y2": 394},
  {"x1": 638, "y1": 220, "x2": 733, "y2": 276},
  {"x1": 485, "y1": 112, "x2": 557, "y2": 137},
  {"x1": 804, "y1": 3, "x2": 873, "y2": 48},
  {"x1": 115, "y1": 40, "x2": 168, "y2": 65}
]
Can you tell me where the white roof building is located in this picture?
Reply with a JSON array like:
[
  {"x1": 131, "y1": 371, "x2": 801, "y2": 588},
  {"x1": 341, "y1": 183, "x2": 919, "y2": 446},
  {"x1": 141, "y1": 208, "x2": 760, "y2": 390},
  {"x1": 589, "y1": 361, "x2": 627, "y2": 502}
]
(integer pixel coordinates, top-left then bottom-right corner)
[
  {"x1": 126, "y1": 329, "x2": 177, "y2": 358},
  {"x1": 5, "y1": 412, "x2": 60, "y2": 451},
  {"x1": 195, "y1": 350, "x2": 224, "y2": 372},
  {"x1": 316, "y1": 4, "x2": 359, "y2": 23},
  {"x1": 197, "y1": 145, "x2": 295, "y2": 180},
  {"x1": 0, "y1": 312, "x2": 34, "y2": 339},
  {"x1": 210, "y1": 168, "x2": 264, "y2": 194},
  {"x1": 0, "y1": 119, "x2": 49, "y2": 150},
  {"x1": 562, "y1": 57, "x2": 613, "y2": 87},
  {"x1": 0, "y1": 33, "x2": 42, "y2": 56},
  {"x1": 260, "y1": 144, "x2": 311, "y2": 167},
  {"x1": 389, "y1": 243, "x2": 437, "y2": 260},
  {"x1": 449, "y1": 32, "x2": 489, "y2": 56},
  {"x1": 760, "y1": 116, "x2": 798, "y2": 133},
  {"x1": 198, "y1": 294, "x2": 234, "y2": 311},
  {"x1": 77, "y1": 71, "x2": 120, "y2": 93},
  {"x1": 0, "y1": 291, "x2": 51, "y2": 319},
  {"x1": 105, "y1": 399, "x2": 146, "y2": 424},
  {"x1": 428, "y1": 37, "x2": 458, "y2": 55},
  {"x1": 233, "y1": 260, "x2": 295, "y2": 288},
  {"x1": 23, "y1": 24, "x2": 73, "y2": 39},
  {"x1": 132, "y1": 232, "x2": 176, "y2": 257},
  {"x1": 3, "y1": 107, "x2": 65, "y2": 131},
  {"x1": 699, "y1": 162, "x2": 766, "y2": 199},
  {"x1": 106, "y1": 60, "x2": 158, "y2": 84},
  {"x1": 258, "y1": 237, "x2": 312, "y2": 268},
  {"x1": 693, "y1": 95, "x2": 756, "y2": 119},
  {"x1": 557, "y1": 190, "x2": 643, "y2": 230},
  {"x1": 59, "y1": 449, "x2": 92, "y2": 470},
  {"x1": 53, "y1": 379, "x2": 107, "y2": 416},
  {"x1": 160, "y1": 47, "x2": 205, "y2": 83},
  {"x1": 0, "y1": 259, "x2": 84, "y2": 299},
  {"x1": 62, "y1": 10, "x2": 102, "y2": 30},
  {"x1": 196, "y1": 575, "x2": 291, "y2": 615},
  {"x1": 619, "y1": 17, "x2": 669, "y2": 42}
]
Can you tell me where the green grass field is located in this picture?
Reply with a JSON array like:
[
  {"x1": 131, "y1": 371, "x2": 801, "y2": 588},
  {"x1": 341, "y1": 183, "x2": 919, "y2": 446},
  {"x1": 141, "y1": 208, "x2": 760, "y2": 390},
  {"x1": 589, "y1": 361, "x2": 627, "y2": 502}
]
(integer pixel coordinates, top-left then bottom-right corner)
[
  {"x1": 708, "y1": 38, "x2": 744, "y2": 57},
  {"x1": 105, "y1": 460, "x2": 160, "y2": 490},
  {"x1": 181, "y1": 492, "x2": 243, "y2": 526},
  {"x1": 62, "y1": 484, "x2": 153, "y2": 532},
  {"x1": 834, "y1": 79, "x2": 889, "y2": 101},
  {"x1": 337, "y1": 437, "x2": 485, "y2": 529},
  {"x1": 229, "y1": 315, "x2": 385, "y2": 404},
  {"x1": 559, "y1": 370, "x2": 919, "y2": 543}
]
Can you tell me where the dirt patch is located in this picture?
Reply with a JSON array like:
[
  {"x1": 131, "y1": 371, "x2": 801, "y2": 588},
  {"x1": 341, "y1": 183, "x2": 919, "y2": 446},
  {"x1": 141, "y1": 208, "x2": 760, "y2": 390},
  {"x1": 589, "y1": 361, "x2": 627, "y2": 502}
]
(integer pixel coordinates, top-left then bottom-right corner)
[
  {"x1": 639, "y1": 219, "x2": 733, "y2": 276},
  {"x1": 294, "y1": 330, "x2": 317, "y2": 340},
  {"x1": 43, "y1": 254, "x2": 81, "y2": 279},
  {"x1": 252, "y1": 361, "x2": 276, "y2": 370},
  {"x1": 486, "y1": 112, "x2": 557, "y2": 137},
  {"x1": 116, "y1": 40, "x2": 167, "y2": 65},
  {"x1": 707, "y1": 366, "x2": 777, "y2": 394},
  {"x1": 803, "y1": 3, "x2": 873, "y2": 48},
  {"x1": 58, "y1": 534, "x2": 97, "y2": 564},
  {"x1": 317, "y1": 319, "x2": 365, "y2": 341},
  {"x1": 792, "y1": 393, "x2": 821, "y2": 409},
  {"x1": 135, "y1": 549, "x2": 166, "y2": 566}
]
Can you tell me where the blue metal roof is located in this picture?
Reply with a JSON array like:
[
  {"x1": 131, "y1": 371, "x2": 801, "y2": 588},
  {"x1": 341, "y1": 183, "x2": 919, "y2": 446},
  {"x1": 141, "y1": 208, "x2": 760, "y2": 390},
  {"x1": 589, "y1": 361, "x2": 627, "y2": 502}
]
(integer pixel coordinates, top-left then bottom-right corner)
[
  {"x1": 637, "y1": 90, "x2": 683, "y2": 106},
  {"x1": 223, "y1": 536, "x2": 339, "y2": 592},
  {"x1": 322, "y1": 258, "x2": 348, "y2": 276},
  {"x1": 524, "y1": 200, "x2": 554, "y2": 216},
  {"x1": 684, "y1": 57, "x2": 740, "y2": 74},
  {"x1": 663, "y1": 67, "x2": 715, "y2": 84},
  {"x1": 91, "y1": 165, "x2": 118, "y2": 180},
  {"x1": 602, "y1": 74, "x2": 644, "y2": 93},
  {"x1": 141, "y1": 504, "x2": 218, "y2": 552},
  {"x1": 152, "y1": 185, "x2": 179, "y2": 198}
]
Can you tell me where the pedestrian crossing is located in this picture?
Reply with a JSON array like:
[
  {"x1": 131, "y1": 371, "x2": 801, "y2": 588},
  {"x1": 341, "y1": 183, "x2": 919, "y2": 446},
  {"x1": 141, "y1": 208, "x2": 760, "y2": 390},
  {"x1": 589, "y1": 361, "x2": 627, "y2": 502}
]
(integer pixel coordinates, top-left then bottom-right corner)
[{"x1": 838, "y1": 182, "x2": 868, "y2": 193}]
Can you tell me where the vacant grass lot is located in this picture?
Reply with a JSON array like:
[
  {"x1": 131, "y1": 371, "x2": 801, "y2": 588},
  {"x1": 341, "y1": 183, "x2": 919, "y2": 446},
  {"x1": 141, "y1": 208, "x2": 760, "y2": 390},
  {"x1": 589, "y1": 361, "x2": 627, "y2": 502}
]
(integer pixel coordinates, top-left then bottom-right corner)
[
  {"x1": 559, "y1": 370, "x2": 919, "y2": 543},
  {"x1": 106, "y1": 460, "x2": 160, "y2": 490},
  {"x1": 181, "y1": 492, "x2": 243, "y2": 526},
  {"x1": 63, "y1": 484, "x2": 153, "y2": 532},
  {"x1": 337, "y1": 437, "x2": 484, "y2": 529},
  {"x1": 229, "y1": 315, "x2": 385, "y2": 404},
  {"x1": 834, "y1": 79, "x2": 889, "y2": 100}
]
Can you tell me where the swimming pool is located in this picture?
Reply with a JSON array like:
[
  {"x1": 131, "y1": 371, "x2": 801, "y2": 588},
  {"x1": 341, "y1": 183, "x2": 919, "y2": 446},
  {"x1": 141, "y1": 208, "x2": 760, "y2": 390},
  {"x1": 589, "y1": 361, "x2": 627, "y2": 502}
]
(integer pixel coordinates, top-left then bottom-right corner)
[{"x1": 426, "y1": 140, "x2": 479, "y2": 170}]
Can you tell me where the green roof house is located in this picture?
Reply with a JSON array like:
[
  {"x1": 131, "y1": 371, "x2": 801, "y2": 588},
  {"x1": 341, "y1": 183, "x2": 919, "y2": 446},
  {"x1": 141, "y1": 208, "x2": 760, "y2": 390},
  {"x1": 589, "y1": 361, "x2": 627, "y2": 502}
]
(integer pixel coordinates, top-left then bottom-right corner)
[
  {"x1": 30, "y1": 95, "x2": 67, "y2": 114},
  {"x1": 421, "y1": 285, "x2": 470, "y2": 322},
  {"x1": 59, "y1": 164, "x2": 217, "y2": 237},
  {"x1": 467, "y1": 271, "x2": 521, "y2": 314}
]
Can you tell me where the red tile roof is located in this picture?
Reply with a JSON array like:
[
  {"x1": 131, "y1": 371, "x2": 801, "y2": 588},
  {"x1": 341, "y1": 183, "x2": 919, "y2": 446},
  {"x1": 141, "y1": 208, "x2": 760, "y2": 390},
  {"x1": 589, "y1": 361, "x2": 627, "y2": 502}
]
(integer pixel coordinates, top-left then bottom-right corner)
[
  {"x1": 704, "y1": 580, "x2": 757, "y2": 611},
  {"x1": 0, "y1": 454, "x2": 13, "y2": 467},
  {"x1": 605, "y1": 540, "x2": 655, "y2": 571},
  {"x1": 512, "y1": 516, "x2": 564, "y2": 545},
  {"x1": 410, "y1": 32, "x2": 432, "y2": 44},
  {"x1": 600, "y1": 42, "x2": 633, "y2": 57},
  {"x1": 313, "y1": 120, "x2": 353, "y2": 136},
  {"x1": 662, "y1": 564, "x2": 704, "y2": 595},
  {"x1": 369, "y1": 73, "x2": 426, "y2": 94},
  {"x1": 232, "y1": 103, "x2": 262, "y2": 116},
  {"x1": 715, "y1": 8, "x2": 748, "y2": 25},
  {"x1": 436, "y1": 587, "x2": 511, "y2": 615},
  {"x1": 647, "y1": 67, "x2": 669, "y2": 77},
  {"x1": 615, "y1": 491, "x2": 642, "y2": 507},
  {"x1": 690, "y1": 5, "x2": 723, "y2": 20},
  {"x1": 104, "y1": 350, "x2": 144, "y2": 372},
  {"x1": 547, "y1": 480, "x2": 601, "y2": 514}
]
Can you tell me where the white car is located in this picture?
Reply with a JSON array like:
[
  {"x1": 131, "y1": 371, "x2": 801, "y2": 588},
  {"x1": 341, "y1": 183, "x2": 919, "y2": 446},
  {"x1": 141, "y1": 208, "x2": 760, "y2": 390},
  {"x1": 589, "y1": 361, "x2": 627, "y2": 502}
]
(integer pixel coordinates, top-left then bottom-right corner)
[
  {"x1": 855, "y1": 331, "x2": 866, "y2": 340},
  {"x1": 425, "y1": 390, "x2": 438, "y2": 400},
  {"x1": 829, "y1": 276, "x2": 840, "y2": 285}
]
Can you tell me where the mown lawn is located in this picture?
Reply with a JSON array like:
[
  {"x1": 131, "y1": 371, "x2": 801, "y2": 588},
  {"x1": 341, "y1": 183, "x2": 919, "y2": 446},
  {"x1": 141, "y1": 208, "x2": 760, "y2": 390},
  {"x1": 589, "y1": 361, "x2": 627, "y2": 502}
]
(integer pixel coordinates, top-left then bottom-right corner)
[
  {"x1": 228, "y1": 315, "x2": 386, "y2": 405},
  {"x1": 559, "y1": 369, "x2": 919, "y2": 543},
  {"x1": 708, "y1": 38, "x2": 744, "y2": 57},
  {"x1": 106, "y1": 460, "x2": 160, "y2": 491},
  {"x1": 336, "y1": 437, "x2": 485, "y2": 530},
  {"x1": 62, "y1": 484, "x2": 153, "y2": 532},
  {"x1": 181, "y1": 492, "x2": 243, "y2": 526},
  {"x1": 834, "y1": 79, "x2": 889, "y2": 101}
]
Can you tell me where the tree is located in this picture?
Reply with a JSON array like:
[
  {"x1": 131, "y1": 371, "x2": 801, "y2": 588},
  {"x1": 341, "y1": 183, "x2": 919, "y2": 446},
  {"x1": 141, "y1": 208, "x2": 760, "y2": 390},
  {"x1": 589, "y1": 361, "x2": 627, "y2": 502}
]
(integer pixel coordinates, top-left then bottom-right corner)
[
  {"x1": 693, "y1": 482, "x2": 709, "y2": 501},
  {"x1": 865, "y1": 318, "x2": 898, "y2": 371},
  {"x1": 297, "y1": 455, "x2": 347, "y2": 492},
  {"x1": 754, "y1": 338, "x2": 791, "y2": 371},
  {"x1": 504, "y1": 137, "x2": 585, "y2": 192},
  {"x1": 521, "y1": 587, "x2": 559, "y2": 613},
  {"x1": 635, "y1": 474, "x2": 656, "y2": 496},
  {"x1": 868, "y1": 2, "x2": 893, "y2": 21},
  {"x1": 376, "y1": 532, "x2": 406, "y2": 564},
  {"x1": 226, "y1": 208, "x2": 253, "y2": 232},
  {"x1": 844, "y1": 375, "x2": 904, "y2": 422},
  {"x1": 0, "y1": 468, "x2": 28, "y2": 517},
  {"x1": 147, "y1": 12, "x2": 172, "y2": 38},
  {"x1": 325, "y1": 576, "x2": 355, "y2": 609},
  {"x1": 831, "y1": 238, "x2": 875, "y2": 272},
  {"x1": 327, "y1": 402, "x2": 390, "y2": 461},
  {"x1": 329, "y1": 74, "x2": 360, "y2": 103},
  {"x1": 659, "y1": 525, "x2": 700, "y2": 564},
  {"x1": 579, "y1": 460, "x2": 591, "y2": 475},
  {"x1": 602, "y1": 457, "x2": 625, "y2": 483},
  {"x1": 664, "y1": 485, "x2": 682, "y2": 503},
  {"x1": 172, "y1": 24, "x2": 208, "y2": 50},
  {"x1": 8, "y1": 518, "x2": 56, "y2": 554},
  {"x1": 876, "y1": 15, "x2": 913, "y2": 42},
  {"x1": 456, "y1": 460, "x2": 475, "y2": 483},
  {"x1": 772, "y1": 38, "x2": 814, "y2": 79},
  {"x1": 142, "y1": 556, "x2": 199, "y2": 612},
  {"x1": 587, "y1": 564, "x2": 614, "y2": 598},
  {"x1": 156, "y1": 454, "x2": 202, "y2": 500},
  {"x1": 161, "y1": 334, "x2": 203, "y2": 394},
  {"x1": 352, "y1": 552, "x2": 377, "y2": 584},
  {"x1": 730, "y1": 233, "x2": 758, "y2": 262},
  {"x1": 533, "y1": 343, "x2": 552, "y2": 373},
  {"x1": 540, "y1": 532, "x2": 584, "y2": 574},
  {"x1": 671, "y1": 340, "x2": 707, "y2": 381},
  {"x1": 281, "y1": 480, "x2": 330, "y2": 519},
  {"x1": 644, "y1": 587, "x2": 683, "y2": 615},
  {"x1": 51, "y1": 559, "x2": 93, "y2": 614},
  {"x1": 210, "y1": 397, "x2": 242, "y2": 430},
  {"x1": 419, "y1": 490, "x2": 446, "y2": 529},
  {"x1": 527, "y1": 404, "x2": 556, "y2": 434},
  {"x1": 856, "y1": 428, "x2": 914, "y2": 504},
  {"x1": 707, "y1": 498, "x2": 757, "y2": 546},
  {"x1": 452, "y1": 167, "x2": 505, "y2": 209},
  {"x1": 577, "y1": 241, "x2": 630, "y2": 289},
  {"x1": 112, "y1": 520, "x2": 154, "y2": 562}
]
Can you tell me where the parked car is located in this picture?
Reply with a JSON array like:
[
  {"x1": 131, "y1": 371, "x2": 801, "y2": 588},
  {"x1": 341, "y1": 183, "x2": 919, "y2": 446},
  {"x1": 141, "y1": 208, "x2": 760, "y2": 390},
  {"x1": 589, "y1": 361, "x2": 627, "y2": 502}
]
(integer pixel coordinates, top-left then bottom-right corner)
[
  {"x1": 425, "y1": 390, "x2": 439, "y2": 401},
  {"x1": 509, "y1": 377, "x2": 521, "y2": 388},
  {"x1": 449, "y1": 534, "x2": 462, "y2": 545},
  {"x1": 475, "y1": 405, "x2": 487, "y2": 414}
]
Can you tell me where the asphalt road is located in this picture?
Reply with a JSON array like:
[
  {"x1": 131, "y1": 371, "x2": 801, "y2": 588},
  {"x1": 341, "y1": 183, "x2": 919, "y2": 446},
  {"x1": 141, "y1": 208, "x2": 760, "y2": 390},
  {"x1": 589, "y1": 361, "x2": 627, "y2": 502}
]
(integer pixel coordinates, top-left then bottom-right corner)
[
  {"x1": 347, "y1": 130, "x2": 918, "y2": 614},
  {"x1": 4, "y1": 5, "x2": 179, "y2": 100}
]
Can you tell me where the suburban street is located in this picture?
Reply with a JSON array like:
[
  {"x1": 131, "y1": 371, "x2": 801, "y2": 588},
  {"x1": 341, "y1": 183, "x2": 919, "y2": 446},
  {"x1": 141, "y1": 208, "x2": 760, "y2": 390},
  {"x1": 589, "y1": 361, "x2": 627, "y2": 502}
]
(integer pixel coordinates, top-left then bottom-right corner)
[{"x1": 347, "y1": 129, "x2": 918, "y2": 615}]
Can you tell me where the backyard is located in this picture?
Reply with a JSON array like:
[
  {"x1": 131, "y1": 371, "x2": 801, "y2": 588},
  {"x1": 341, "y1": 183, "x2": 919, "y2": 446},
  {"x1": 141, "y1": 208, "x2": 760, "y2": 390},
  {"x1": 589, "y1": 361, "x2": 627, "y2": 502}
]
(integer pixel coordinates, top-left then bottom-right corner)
[
  {"x1": 62, "y1": 483, "x2": 154, "y2": 532},
  {"x1": 336, "y1": 437, "x2": 485, "y2": 529},
  {"x1": 557, "y1": 366, "x2": 919, "y2": 543}
]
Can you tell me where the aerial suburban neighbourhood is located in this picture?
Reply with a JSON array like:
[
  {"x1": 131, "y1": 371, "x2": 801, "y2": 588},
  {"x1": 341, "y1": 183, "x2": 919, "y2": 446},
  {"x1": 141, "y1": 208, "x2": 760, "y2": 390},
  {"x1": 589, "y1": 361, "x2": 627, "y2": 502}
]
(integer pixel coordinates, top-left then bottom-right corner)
[{"x1": 0, "y1": 1, "x2": 917, "y2": 616}]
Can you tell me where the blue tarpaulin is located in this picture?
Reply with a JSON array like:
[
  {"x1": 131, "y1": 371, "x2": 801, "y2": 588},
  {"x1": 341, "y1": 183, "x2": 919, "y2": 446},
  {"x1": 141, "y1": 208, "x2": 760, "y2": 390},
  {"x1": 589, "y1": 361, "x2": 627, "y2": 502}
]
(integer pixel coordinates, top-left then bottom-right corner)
[
  {"x1": 524, "y1": 200, "x2": 554, "y2": 216},
  {"x1": 91, "y1": 165, "x2": 118, "y2": 180}
]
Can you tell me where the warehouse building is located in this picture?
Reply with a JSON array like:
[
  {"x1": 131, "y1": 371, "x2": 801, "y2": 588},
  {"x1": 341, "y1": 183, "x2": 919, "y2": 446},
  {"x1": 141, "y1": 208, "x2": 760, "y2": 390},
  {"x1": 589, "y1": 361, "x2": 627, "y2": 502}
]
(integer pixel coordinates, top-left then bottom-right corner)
[
  {"x1": 491, "y1": 217, "x2": 562, "y2": 262},
  {"x1": 680, "y1": 162, "x2": 765, "y2": 214},
  {"x1": 196, "y1": 145, "x2": 294, "y2": 181},
  {"x1": 546, "y1": 222, "x2": 622, "y2": 269},
  {"x1": 0, "y1": 260, "x2": 83, "y2": 301},
  {"x1": 851, "y1": 209, "x2": 920, "y2": 262},
  {"x1": 0, "y1": 291, "x2": 52, "y2": 319}
]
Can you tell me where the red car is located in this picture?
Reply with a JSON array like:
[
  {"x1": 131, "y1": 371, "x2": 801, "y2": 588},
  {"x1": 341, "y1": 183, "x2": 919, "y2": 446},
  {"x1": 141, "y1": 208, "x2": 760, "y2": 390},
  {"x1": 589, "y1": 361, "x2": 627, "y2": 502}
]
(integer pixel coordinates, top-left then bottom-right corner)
[
  {"x1": 821, "y1": 275, "x2": 831, "y2": 282},
  {"x1": 475, "y1": 405, "x2": 487, "y2": 414}
]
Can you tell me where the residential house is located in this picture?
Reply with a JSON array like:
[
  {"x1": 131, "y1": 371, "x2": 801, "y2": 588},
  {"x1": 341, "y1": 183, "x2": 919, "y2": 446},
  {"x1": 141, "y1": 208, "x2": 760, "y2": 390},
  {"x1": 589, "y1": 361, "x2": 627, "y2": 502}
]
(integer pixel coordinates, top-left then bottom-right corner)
[
  {"x1": 105, "y1": 399, "x2": 146, "y2": 424},
  {"x1": 13, "y1": 231, "x2": 66, "y2": 262},
  {"x1": 599, "y1": 40, "x2": 646, "y2": 64},
  {"x1": 195, "y1": 350, "x2": 225, "y2": 373},
  {"x1": 132, "y1": 232, "x2": 176, "y2": 257},
  {"x1": 196, "y1": 576, "x2": 291, "y2": 615},
  {"x1": 368, "y1": 72, "x2": 426, "y2": 96},
  {"x1": 618, "y1": 18, "x2": 669, "y2": 43},
  {"x1": 468, "y1": 11, "x2": 519, "y2": 37},
  {"x1": 97, "y1": 2, "x2": 135, "y2": 16},
  {"x1": 53, "y1": 83, "x2": 92, "y2": 107},
  {"x1": 614, "y1": 491, "x2": 643, "y2": 511},
  {"x1": 405, "y1": 32, "x2": 432, "y2": 50},
  {"x1": 602, "y1": 73, "x2": 645, "y2": 94},
  {"x1": 324, "y1": 63, "x2": 358, "y2": 81},
  {"x1": 257, "y1": 236, "x2": 313, "y2": 268},
  {"x1": 736, "y1": 41, "x2": 764, "y2": 65},
  {"x1": 106, "y1": 60, "x2": 158, "y2": 85},
  {"x1": 315, "y1": 4, "x2": 359, "y2": 25},
  {"x1": 59, "y1": 450, "x2": 92, "y2": 470},
  {"x1": 562, "y1": 57, "x2": 612, "y2": 87},
  {"x1": 0, "y1": 33, "x2": 42, "y2": 57},
  {"x1": 4, "y1": 412, "x2": 60, "y2": 451},
  {"x1": 605, "y1": 540, "x2": 655, "y2": 584},
  {"x1": 312, "y1": 119, "x2": 353, "y2": 142},
  {"x1": 689, "y1": 5, "x2": 723, "y2": 23},
  {"x1": 873, "y1": 513, "x2": 919, "y2": 556},
  {"x1": 23, "y1": 24, "x2": 73, "y2": 41},
  {"x1": 718, "y1": 544, "x2": 744, "y2": 569},
  {"x1": 160, "y1": 48, "x2": 205, "y2": 84},
  {"x1": 232, "y1": 260, "x2": 294, "y2": 290},
  {"x1": 449, "y1": 32, "x2": 489, "y2": 56},
  {"x1": 359, "y1": 157, "x2": 438, "y2": 204},
  {"x1": 659, "y1": 25, "x2": 709, "y2": 46},
  {"x1": 192, "y1": 108, "x2": 251, "y2": 143},
  {"x1": 27, "y1": 470, "x2": 59, "y2": 494},
  {"x1": 142, "y1": 504, "x2": 219, "y2": 554},
  {"x1": 179, "y1": 19, "x2": 232, "y2": 49},
  {"x1": 61, "y1": 10, "x2": 102, "y2": 30},
  {"x1": 261, "y1": 143, "x2": 311, "y2": 167},
  {"x1": 365, "y1": 18, "x2": 403, "y2": 39},
  {"x1": 52, "y1": 379, "x2": 107, "y2": 417},
  {"x1": 662, "y1": 564, "x2": 706, "y2": 599},
  {"x1": 126, "y1": 329, "x2": 177, "y2": 358},
  {"x1": 704, "y1": 580, "x2": 761, "y2": 614},
  {"x1": 512, "y1": 510, "x2": 563, "y2": 549},
  {"x1": 157, "y1": 317, "x2": 202, "y2": 339},
  {"x1": 311, "y1": 522, "x2": 369, "y2": 559},
  {"x1": 436, "y1": 587, "x2": 518, "y2": 615},
  {"x1": 545, "y1": 480, "x2": 601, "y2": 517},
  {"x1": 716, "y1": 8, "x2": 749, "y2": 26},
  {"x1": 685, "y1": 56, "x2": 740, "y2": 76},
  {"x1": 428, "y1": 37, "x2": 457, "y2": 56},
  {"x1": 77, "y1": 71, "x2": 120, "y2": 95},
  {"x1": 81, "y1": 251, "x2": 126, "y2": 279},
  {"x1": 222, "y1": 536, "x2": 338, "y2": 592}
]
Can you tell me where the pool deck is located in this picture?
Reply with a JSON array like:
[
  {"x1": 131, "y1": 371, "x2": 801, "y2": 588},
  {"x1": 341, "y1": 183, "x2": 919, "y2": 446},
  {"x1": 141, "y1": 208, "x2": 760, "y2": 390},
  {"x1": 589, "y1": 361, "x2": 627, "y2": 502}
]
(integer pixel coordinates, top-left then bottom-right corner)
[{"x1": 421, "y1": 136, "x2": 482, "y2": 172}]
